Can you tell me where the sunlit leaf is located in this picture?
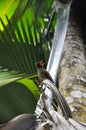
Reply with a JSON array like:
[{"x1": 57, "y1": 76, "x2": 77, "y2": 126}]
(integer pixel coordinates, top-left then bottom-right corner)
[
  {"x1": 18, "y1": 78, "x2": 40, "y2": 100},
  {"x1": 0, "y1": 0, "x2": 54, "y2": 123}
]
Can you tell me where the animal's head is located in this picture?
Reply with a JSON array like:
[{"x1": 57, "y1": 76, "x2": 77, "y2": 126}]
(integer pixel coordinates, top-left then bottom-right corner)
[{"x1": 35, "y1": 60, "x2": 45, "y2": 69}]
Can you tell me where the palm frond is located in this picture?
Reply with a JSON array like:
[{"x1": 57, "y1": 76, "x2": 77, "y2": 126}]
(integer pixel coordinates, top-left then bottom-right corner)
[
  {"x1": 0, "y1": 8, "x2": 52, "y2": 86},
  {"x1": 0, "y1": 0, "x2": 54, "y2": 122},
  {"x1": 0, "y1": 69, "x2": 23, "y2": 86},
  {"x1": 0, "y1": 81, "x2": 38, "y2": 123},
  {"x1": 33, "y1": 0, "x2": 53, "y2": 17}
]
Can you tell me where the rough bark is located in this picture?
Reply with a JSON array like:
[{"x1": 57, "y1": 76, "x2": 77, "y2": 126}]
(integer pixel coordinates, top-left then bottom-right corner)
[{"x1": 59, "y1": 11, "x2": 86, "y2": 123}]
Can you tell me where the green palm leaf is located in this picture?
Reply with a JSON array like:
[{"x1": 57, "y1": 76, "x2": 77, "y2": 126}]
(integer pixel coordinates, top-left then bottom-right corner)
[
  {"x1": 0, "y1": 14, "x2": 52, "y2": 85},
  {"x1": 0, "y1": 0, "x2": 54, "y2": 123},
  {"x1": 0, "y1": 82, "x2": 38, "y2": 123}
]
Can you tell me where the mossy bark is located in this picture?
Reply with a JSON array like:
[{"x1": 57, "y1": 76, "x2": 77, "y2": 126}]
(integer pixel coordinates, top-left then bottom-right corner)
[{"x1": 59, "y1": 11, "x2": 86, "y2": 123}]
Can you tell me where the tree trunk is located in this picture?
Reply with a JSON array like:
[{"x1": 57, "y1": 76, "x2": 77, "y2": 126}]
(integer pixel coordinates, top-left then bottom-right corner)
[{"x1": 59, "y1": 10, "x2": 86, "y2": 123}]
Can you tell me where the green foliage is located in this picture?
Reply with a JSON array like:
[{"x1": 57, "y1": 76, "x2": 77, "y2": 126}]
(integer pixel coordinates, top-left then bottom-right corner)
[
  {"x1": 0, "y1": 0, "x2": 19, "y2": 30},
  {"x1": 0, "y1": 0, "x2": 55, "y2": 123},
  {"x1": 0, "y1": 82, "x2": 38, "y2": 123}
]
